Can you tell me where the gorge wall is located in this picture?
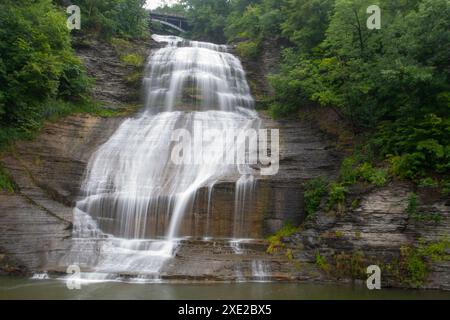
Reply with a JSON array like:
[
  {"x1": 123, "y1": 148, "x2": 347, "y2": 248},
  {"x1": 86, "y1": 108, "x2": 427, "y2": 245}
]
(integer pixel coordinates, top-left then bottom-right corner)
[
  {"x1": 0, "y1": 35, "x2": 341, "y2": 279},
  {"x1": 0, "y1": 35, "x2": 448, "y2": 290},
  {"x1": 238, "y1": 39, "x2": 450, "y2": 291}
]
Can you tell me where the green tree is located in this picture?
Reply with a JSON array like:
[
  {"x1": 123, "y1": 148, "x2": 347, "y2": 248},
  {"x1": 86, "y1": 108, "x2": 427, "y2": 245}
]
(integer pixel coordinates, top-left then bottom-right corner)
[
  {"x1": 0, "y1": 0, "x2": 90, "y2": 132},
  {"x1": 75, "y1": 0, "x2": 148, "y2": 38},
  {"x1": 268, "y1": 0, "x2": 449, "y2": 183},
  {"x1": 281, "y1": 0, "x2": 334, "y2": 52},
  {"x1": 183, "y1": 0, "x2": 231, "y2": 43}
]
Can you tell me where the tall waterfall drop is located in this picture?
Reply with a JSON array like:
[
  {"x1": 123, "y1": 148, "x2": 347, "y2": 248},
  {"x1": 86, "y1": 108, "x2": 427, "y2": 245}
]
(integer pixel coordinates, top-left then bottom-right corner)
[{"x1": 63, "y1": 35, "x2": 263, "y2": 281}]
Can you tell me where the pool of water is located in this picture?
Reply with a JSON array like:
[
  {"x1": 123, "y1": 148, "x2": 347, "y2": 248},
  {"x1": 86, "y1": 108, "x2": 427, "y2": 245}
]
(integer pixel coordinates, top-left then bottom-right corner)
[{"x1": 1, "y1": 277, "x2": 450, "y2": 300}]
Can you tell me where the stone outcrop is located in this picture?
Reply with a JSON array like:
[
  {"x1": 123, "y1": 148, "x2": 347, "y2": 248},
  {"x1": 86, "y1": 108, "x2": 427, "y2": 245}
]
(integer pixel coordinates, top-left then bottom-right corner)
[
  {"x1": 234, "y1": 41, "x2": 450, "y2": 291},
  {"x1": 73, "y1": 36, "x2": 158, "y2": 109},
  {"x1": 0, "y1": 114, "x2": 123, "y2": 274},
  {"x1": 0, "y1": 35, "x2": 141, "y2": 275},
  {"x1": 161, "y1": 240, "x2": 296, "y2": 282},
  {"x1": 233, "y1": 38, "x2": 284, "y2": 105},
  {"x1": 0, "y1": 107, "x2": 341, "y2": 276},
  {"x1": 0, "y1": 35, "x2": 448, "y2": 291},
  {"x1": 283, "y1": 182, "x2": 450, "y2": 291}
]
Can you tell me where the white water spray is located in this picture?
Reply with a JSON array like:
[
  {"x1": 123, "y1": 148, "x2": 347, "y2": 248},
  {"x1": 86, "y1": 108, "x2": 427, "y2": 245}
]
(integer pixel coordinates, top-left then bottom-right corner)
[{"x1": 62, "y1": 35, "x2": 262, "y2": 280}]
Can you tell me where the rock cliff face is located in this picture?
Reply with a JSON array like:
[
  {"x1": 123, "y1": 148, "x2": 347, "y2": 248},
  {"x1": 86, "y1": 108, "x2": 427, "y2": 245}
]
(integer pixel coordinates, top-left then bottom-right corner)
[
  {"x1": 239, "y1": 44, "x2": 450, "y2": 290},
  {"x1": 0, "y1": 115, "x2": 123, "y2": 274},
  {"x1": 0, "y1": 34, "x2": 341, "y2": 277},
  {"x1": 0, "y1": 109, "x2": 341, "y2": 277},
  {"x1": 235, "y1": 42, "x2": 450, "y2": 290},
  {"x1": 73, "y1": 36, "x2": 157, "y2": 109},
  {"x1": 0, "y1": 36, "x2": 139, "y2": 275},
  {"x1": 0, "y1": 36, "x2": 448, "y2": 291},
  {"x1": 284, "y1": 183, "x2": 450, "y2": 290}
]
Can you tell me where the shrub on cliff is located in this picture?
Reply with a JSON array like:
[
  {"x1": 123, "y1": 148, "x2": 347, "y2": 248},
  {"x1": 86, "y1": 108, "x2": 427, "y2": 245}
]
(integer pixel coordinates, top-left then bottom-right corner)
[
  {"x1": 236, "y1": 41, "x2": 260, "y2": 59},
  {"x1": 304, "y1": 177, "x2": 328, "y2": 216},
  {"x1": 73, "y1": 0, "x2": 148, "y2": 39},
  {"x1": 268, "y1": 0, "x2": 449, "y2": 186},
  {"x1": 0, "y1": 0, "x2": 91, "y2": 136}
]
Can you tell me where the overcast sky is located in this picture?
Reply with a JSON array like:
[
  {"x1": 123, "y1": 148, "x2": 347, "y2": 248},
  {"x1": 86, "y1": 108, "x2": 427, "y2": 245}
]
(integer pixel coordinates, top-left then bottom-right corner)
[{"x1": 145, "y1": 0, "x2": 179, "y2": 10}]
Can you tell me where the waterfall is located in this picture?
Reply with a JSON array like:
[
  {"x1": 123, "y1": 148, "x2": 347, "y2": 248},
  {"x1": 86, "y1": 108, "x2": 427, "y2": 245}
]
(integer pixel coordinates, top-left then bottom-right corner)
[
  {"x1": 233, "y1": 175, "x2": 256, "y2": 238},
  {"x1": 251, "y1": 260, "x2": 271, "y2": 282},
  {"x1": 62, "y1": 35, "x2": 262, "y2": 281}
]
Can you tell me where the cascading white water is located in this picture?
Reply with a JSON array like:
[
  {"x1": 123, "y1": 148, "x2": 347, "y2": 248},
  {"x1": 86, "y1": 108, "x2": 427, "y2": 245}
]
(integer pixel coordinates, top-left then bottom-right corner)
[
  {"x1": 62, "y1": 35, "x2": 263, "y2": 281},
  {"x1": 251, "y1": 260, "x2": 271, "y2": 282}
]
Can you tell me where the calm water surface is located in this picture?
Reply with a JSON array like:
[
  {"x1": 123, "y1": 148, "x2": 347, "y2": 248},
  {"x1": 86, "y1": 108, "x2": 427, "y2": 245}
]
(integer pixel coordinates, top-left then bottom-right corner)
[{"x1": 1, "y1": 277, "x2": 450, "y2": 300}]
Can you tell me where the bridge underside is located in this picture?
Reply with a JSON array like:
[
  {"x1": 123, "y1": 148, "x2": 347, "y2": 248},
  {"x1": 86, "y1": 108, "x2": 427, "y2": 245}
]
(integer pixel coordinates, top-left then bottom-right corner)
[
  {"x1": 149, "y1": 13, "x2": 190, "y2": 34},
  {"x1": 151, "y1": 19, "x2": 187, "y2": 33}
]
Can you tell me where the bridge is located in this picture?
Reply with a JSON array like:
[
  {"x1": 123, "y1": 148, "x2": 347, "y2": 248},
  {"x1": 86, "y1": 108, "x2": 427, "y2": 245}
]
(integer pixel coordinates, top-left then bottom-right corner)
[{"x1": 149, "y1": 13, "x2": 189, "y2": 33}]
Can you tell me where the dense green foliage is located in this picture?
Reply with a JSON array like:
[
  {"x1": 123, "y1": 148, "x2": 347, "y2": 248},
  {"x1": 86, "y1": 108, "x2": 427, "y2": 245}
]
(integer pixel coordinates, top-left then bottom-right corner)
[
  {"x1": 270, "y1": 0, "x2": 449, "y2": 185},
  {"x1": 182, "y1": 0, "x2": 333, "y2": 51},
  {"x1": 266, "y1": 222, "x2": 298, "y2": 254},
  {"x1": 72, "y1": 0, "x2": 148, "y2": 39},
  {"x1": 396, "y1": 239, "x2": 450, "y2": 287},
  {"x1": 0, "y1": 0, "x2": 91, "y2": 144},
  {"x1": 304, "y1": 177, "x2": 328, "y2": 216},
  {"x1": 269, "y1": 0, "x2": 449, "y2": 124},
  {"x1": 152, "y1": 3, "x2": 187, "y2": 16},
  {"x1": 181, "y1": 0, "x2": 449, "y2": 185},
  {"x1": 182, "y1": 0, "x2": 231, "y2": 43},
  {"x1": 0, "y1": 1, "x2": 149, "y2": 151},
  {"x1": 0, "y1": 164, "x2": 16, "y2": 193}
]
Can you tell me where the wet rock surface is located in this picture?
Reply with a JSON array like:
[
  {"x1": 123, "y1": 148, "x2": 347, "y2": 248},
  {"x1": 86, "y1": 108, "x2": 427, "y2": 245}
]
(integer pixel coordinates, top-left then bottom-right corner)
[
  {"x1": 0, "y1": 115, "x2": 123, "y2": 274},
  {"x1": 161, "y1": 240, "x2": 298, "y2": 282},
  {"x1": 0, "y1": 37, "x2": 448, "y2": 290},
  {"x1": 73, "y1": 36, "x2": 157, "y2": 109},
  {"x1": 0, "y1": 36, "x2": 137, "y2": 275},
  {"x1": 0, "y1": 109, "x2": 340, "y2": 276},
  {"x1": 155, "y1": 112, "x2": 342, "y2": 240},
  {"x1": 287, "y1": 183, "x2": 450, "y2": 290}
]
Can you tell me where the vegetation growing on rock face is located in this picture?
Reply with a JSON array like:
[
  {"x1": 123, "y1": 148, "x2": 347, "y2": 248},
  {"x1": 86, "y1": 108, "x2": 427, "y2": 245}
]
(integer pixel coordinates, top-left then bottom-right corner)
[
  {"x1": 0, "y1": 165, "x2": 16, "y2": 193},
  {"x1": 110, "y1": 37, "x2": 147, "y2": 88},
  {"x1": 391, "y1": 239, "x2": 450, "y2": 288},
  {"x1": 315, "y1": 252, "x2": 330, "y2": 273},
  {"x1": 65, "y1": 0, "x2": 148, "y2": 39},
  {"x1": 303, "y1": 160, "x2": 389, "y2": 216},
  {"x1": 0, "y1": 0, "x2": 91, "y2": 148},
  {"x1": 236, "y1": 41, "x2": 260, "y2": 59},
  {"x1": 266, "y1": 223, "x2": 298, "y2": 255},
  {"x1": 0, "y1": 1, "x2": 149, "y2": 151},
  {"x1": 304, "y1": 177, "x2": 328, "y2": 217},
  {"x1": 333, "y1": 250, "x2": 366, "y2": 280},
  {"x1": 406, "y1": 192, "x2": 443, "y2": 223},
  {"x1": 326, "y1": 182, "x2": 347, "y2": 212},
  {"x1": 339, "y1": 154, "x2": 389, "y2": 189},
  {"x1": 181, "y1": 0, "x2": 450, "y2": 190}
]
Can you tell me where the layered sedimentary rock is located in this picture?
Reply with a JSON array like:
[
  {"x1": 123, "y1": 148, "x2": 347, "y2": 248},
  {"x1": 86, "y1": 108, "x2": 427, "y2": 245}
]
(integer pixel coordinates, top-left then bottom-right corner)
[
  {"x1": 1, "y1": 35, "x2": 447, "y2": 290},
  {"x1": 0, "y1": 115, "x2": 123, "y2": 274},
  {"x1": 286, "y1": 183, "x2": 450, "y2": 290},
  {"x1": 0, "y1": 107, "x2": 341, "y2": 276}
]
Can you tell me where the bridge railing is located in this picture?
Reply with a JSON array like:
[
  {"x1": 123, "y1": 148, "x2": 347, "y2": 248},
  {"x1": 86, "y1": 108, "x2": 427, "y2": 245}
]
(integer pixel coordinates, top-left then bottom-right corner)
[{"x1": 149, "y1": 13, "x2": 189, "y2": 33}]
